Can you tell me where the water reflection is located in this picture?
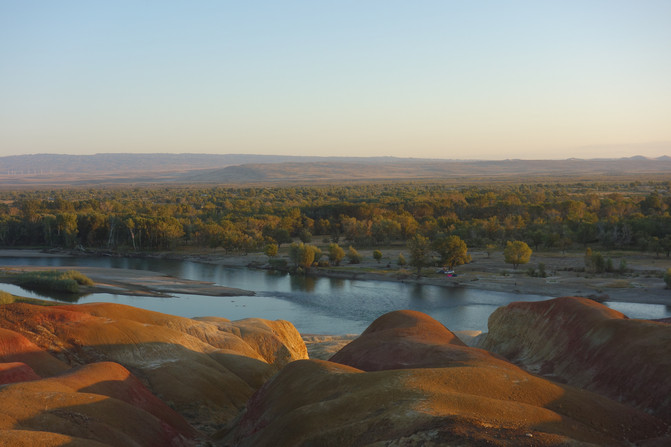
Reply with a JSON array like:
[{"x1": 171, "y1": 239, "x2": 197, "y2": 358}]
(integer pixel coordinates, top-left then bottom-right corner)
[
  {"x1": 604, "y1": 301, "x2": 671, "y2": 321},
  {"x1": 1, "y1": 283, "x2": 87, "y2": 303},
  {"x1": 328, "y1": 277, "x2": 345, "y2": 290},
  {"x1": 1, "y1": 255, "x2": 670, "y2": 334},
  {"x1": 408, "y1": 283, "x2": 424, "y2": 300},
  {"x1": 290, "y1": 275, "x2": 317, "y2": 293}
]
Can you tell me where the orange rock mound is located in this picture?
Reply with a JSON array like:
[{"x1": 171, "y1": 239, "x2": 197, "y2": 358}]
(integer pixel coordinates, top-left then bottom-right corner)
[
  {"x1": 0, "y1": 301, "x2": 308, "y2": 440},
  {"x1": 329, "y1": 309, "x2": 507, "y2": 371}
]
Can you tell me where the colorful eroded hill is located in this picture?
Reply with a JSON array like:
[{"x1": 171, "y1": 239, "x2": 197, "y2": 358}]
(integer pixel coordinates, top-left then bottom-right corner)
[{"x1": 0, "y1": 297, "x2": 669, "y2": 446}]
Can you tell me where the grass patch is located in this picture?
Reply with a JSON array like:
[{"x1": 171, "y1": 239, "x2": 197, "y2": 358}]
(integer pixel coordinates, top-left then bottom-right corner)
[
  {"x1": 12, "y1": 270, "x2": 94, "y2": 294},
  {"x1": 605, "y1": 279, "x2": 632, "y2": 289},
  {"x1": 0, "y1": 291, "x2": 14, "y2": 305},
  {"x1": 325, "y1": 266, "x2": 391, "y2": 274},
  {"x1": 0, "y1": 290, "x2": 62, "y2": 306}
]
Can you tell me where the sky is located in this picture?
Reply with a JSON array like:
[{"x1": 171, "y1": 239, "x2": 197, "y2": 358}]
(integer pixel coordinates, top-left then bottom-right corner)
[{"x1": 1, "y1": 0, "x2": 670, "y2": 160}]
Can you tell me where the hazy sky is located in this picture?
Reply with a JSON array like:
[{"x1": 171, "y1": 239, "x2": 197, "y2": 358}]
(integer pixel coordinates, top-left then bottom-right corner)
[{"x1": 1, "y1": 1, "x2": 670, "y2": 159}]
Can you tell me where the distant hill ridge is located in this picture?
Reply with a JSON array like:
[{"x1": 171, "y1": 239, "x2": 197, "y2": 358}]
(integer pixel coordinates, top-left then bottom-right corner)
[
  {"x1": 0, "y1": 153, "x2": 410, "y2": 174},
  {"x1": 1, "y1": 153, "x2": 671, "y2": 186}
]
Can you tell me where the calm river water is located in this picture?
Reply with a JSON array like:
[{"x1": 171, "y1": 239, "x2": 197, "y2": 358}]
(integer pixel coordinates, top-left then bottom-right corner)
[{"x1": 1, "y1": 256, "x2": 670, "y2": 334}]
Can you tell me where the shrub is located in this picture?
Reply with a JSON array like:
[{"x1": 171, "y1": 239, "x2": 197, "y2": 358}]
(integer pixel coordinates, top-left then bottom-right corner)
[
  {"x1": 528, "y1": 263, "x2": 547, "y2": 278},
  {"x1": 373, "y1": 250, "x2": 382, "y2": 263},
  {"x1": 485, "y1": 244, "x2": 497, "y2": 258},
  {"x1": 585, "y1": 248, "x2": 606, "y2": 274},
  {"x1": 66, "y1": 270, "x2": 94, "y2": 286},
  {"x1": 619, "y1": 259, "x2": 627, "y2": 274},
  {"x1": 593, "y1": 252, "x2": 605, "y2": 273},
  {"x1": 664, "y1": 268, "x2": 671, "y2": 289}
]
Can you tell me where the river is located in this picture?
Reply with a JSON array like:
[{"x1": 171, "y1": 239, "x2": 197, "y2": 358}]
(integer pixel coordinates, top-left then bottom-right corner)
[{"x1": 1, "y1": 255, "x2": 670, "y2": 334}]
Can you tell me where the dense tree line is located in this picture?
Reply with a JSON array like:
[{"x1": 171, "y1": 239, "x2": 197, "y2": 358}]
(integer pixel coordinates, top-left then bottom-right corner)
[{"x1": 0, "y1": 181, "x2": 670, "y2": 256}]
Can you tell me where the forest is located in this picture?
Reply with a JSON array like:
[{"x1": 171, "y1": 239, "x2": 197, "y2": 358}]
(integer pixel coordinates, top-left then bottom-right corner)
[{"x1": 0, "y1": 180, "x2": 670, "y2": 259}]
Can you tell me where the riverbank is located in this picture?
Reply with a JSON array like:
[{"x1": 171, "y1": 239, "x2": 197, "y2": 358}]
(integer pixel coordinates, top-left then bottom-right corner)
[
  {"x1": 186, "y1": 248, "x2": 671, "y2": 307},
  {"x1": 2, "y1": 248, "x2": 671, "y2": 306},
  {"x1": 305, "y1": 265, "x2": 671, "y2": 306}
]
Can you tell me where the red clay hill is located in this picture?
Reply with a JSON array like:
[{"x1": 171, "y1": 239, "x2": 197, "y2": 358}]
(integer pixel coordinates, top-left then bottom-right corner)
[
  {"x1": 0, "y1": 301, "x2": 307, "y2": 444},
  {"x1": 481, "y1": 296, "x2": 671, "y2": 424},
  {"x1": 0, "y1": 298, "x2": 669, "y2": 446}
]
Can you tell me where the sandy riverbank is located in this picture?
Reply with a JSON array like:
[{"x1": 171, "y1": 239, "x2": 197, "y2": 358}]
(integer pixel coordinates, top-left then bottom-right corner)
[
  {"x1": 2, "y1": 248, "x2": 671, "y2": 306},
  {"x1": 0, "y1": 262, "x2": 254, "y2": 297}
]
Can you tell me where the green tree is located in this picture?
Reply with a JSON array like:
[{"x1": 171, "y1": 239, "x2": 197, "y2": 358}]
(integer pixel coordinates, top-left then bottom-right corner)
[
  {"x1": 56, "y1": 212, "x2": 78, "y2": 248},
  {"x1": 264, "y1": 243, "x2": 278, "y2": 259},
  {"x1": 347, "y1": 246, "x2": 362, "y2": 264},
  {"x1": 373, "y1": 249, "x2": 382, "y2": 263},
  {"x1": 661, "y1": 235, "x2": 671, "y2": 257},
  {"x1": 125, "y1": 217, "x2": 137, "y2": 250},
  {"x1": 272, "y1": 228, "x2": 293, "y2": 247},
  {"x1": 584, "y1": 248, "x2": 606, "y2": 273},
  {"x1": 665, "y1": 268, "x2": 671, "y2": 289},
  {"x1": 328, "y1": 243, "x2": 345, "y2": 266},
  {"x1": 371, "y1": 218, "x2": 401, "y2": 245},
  {"x1": 593, "y1": 252, "x2": 606, "y2": 273},
  {"x1": 485, "y1": 243, "x2": 497, "y2": 258},
  {"x1": 618, "y1": 259, "x2": 627, "y2": 274},
  {"x1": 529, "y1": 229, "x2": 545, "y2": 251},
  {"x1": 504, "y1": 240, "x2": 532, "y2": 269},
  {"x1": 313, "y1": 246, "x2": 323, "y2": 265},
  {"x1": 433, "y1": 234, "x2": 470, "y2": 269},
  {"x1": 42, "y1": 214, "x2": 57, "y2": 247},
  {"x1": 408, "y1": 234, "x2": 432, "y2": 277},
  {"x1": 298, "y1": 229, "x2": 312, "y2": 243},
  {"x1": 584, "y1": 247, "x2": 594, "y2": 272},
  {"x1": 558, "y1": 236, "x2": 572, "y2": 254},
  {"x1": 288, "y1": 242, "x2": 317, "y2": 271},
  {"x1": 197, "y1": 222, "x2": 225, "y2": 249}
]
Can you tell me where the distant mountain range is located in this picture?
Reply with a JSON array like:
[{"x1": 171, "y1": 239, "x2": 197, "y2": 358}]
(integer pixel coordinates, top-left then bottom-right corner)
[{"x1": 1, "y1": 153, "x2": 670, "y2": 186}]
